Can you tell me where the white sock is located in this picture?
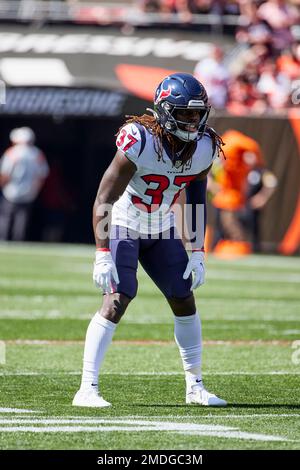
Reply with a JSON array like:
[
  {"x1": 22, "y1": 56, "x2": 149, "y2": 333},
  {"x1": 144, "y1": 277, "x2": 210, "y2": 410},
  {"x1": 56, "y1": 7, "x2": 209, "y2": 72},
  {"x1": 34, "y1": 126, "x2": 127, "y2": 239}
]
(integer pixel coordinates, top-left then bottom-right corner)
[
  {"x1": 80, "y1": 312, "x2": 116, "y2": 390},
  {"x1": 174, "y1": 312, "x2": 202, "y2": 388}
]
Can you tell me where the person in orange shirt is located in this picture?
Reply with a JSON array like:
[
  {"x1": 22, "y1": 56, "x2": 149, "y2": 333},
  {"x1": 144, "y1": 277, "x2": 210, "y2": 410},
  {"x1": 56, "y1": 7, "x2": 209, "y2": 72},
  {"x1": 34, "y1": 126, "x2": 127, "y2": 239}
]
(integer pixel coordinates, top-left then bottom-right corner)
[
  {"x1": 277, "y1": 42, "x2": 300, "y2": 81},
  {"x1": 209, "y1": 129, "x2": 277, "y2": 255}
]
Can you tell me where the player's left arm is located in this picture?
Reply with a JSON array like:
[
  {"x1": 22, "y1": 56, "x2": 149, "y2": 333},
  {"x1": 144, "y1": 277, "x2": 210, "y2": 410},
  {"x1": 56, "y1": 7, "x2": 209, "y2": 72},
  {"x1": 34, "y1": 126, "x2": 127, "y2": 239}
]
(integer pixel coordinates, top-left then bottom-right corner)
[
  {"x1": 0, "y1": 153, "x2": 13, "y2": 187},
  {"x1": 249, "y1": 169, "x2": 278, "y2": 210},
  {"x1": 183, "y1": 164, "x2": 212, "y2": 290}
]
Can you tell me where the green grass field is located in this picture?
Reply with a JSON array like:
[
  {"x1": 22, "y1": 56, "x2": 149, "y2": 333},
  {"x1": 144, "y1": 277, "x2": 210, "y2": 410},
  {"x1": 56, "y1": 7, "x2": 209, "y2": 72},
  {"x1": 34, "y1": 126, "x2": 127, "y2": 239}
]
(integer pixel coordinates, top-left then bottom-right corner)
[{"x1": 0, "y1": 242, "x2": 299, "y2": 450}]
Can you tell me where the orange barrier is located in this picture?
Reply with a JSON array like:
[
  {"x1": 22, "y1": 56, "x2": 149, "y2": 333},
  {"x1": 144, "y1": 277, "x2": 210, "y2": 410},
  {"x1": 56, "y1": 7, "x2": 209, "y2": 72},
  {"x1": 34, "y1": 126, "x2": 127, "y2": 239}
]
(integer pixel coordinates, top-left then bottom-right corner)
[
  {"x1": 213, "y1": 240, "x2": 252, "y2": 259},
  {"x1": 279, "y1": 109, "x2": 300, "y2": 255}
]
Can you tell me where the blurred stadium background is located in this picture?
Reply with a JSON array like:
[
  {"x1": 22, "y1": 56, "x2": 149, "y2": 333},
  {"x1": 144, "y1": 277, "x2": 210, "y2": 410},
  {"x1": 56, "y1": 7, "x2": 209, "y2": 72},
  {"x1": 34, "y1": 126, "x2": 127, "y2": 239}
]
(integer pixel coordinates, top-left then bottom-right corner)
[
  {"x1": 0, "y1": 1, "x2": 300, "y2": 451},
  {"x1": 0, "y1": 0, "x2": 299, "y2": 253}
]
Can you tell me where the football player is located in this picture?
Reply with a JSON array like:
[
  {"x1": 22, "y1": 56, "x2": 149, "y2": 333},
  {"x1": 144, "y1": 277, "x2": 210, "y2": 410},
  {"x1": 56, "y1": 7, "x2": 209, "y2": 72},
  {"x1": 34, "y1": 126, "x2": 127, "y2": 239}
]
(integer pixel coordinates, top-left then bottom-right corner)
[{"x1": 73, "y1": 73, "x2": 227, "y2": 407}]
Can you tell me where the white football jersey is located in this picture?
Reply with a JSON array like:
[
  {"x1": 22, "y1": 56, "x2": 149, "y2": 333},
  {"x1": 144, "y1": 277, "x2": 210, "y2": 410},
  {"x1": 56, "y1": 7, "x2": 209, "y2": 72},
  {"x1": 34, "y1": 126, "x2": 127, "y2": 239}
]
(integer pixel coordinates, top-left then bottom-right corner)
[{"x1": 111, "y1": 122, "x2": 216, "y2": 234}]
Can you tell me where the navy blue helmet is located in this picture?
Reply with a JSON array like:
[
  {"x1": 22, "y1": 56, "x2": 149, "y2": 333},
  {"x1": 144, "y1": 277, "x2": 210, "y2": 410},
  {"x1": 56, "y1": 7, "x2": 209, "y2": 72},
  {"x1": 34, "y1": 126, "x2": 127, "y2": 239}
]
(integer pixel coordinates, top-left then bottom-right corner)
[{"x1": 152, "y1": 73, "x2": 211, "y2": 142}]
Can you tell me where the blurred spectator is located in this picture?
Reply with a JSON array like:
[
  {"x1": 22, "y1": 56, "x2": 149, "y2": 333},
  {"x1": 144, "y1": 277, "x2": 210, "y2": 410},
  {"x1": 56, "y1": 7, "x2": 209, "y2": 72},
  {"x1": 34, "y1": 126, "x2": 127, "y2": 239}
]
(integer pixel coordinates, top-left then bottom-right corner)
[
  {"x1": 140, "y1": 0, "x2": 243, "y2": 16},
  {"x1": 140, "y1": 0, "x2": 192, "y2": 17},
  {"x1": 23, "y1": 0, "x2": 300, "y2": 113},
  {"x1": 140, "y1": 0, "x2": 161, "y2": 13},
  {"x1": 229, "y1": 44, "x2": 270, "y2": 77},
  {"x1": 258, "y1": 0, "x2": 300, "y2": 51},
  {"x1": 194, "y1": 45, "x2": 230, "y2": 108},
  {"x1": 209, "y1": 129, "x2": 277, "y2": 255},
  {"x1": 226, "y1": 74, "x2": 267, "y2": 114},
  {"x1": 277, "y1": 42, "x2": 300, "y2": 80},
  {"x1": 256, "y1": 58, "x2": 291, "y2": 109},
  {"x1": 191, "y1": 1, "x2": 299, "y2": 113},
  {"x1": 0, "y1": 128, "x2": 49, "y2": 241},
  {"x1": 189, "y1": 0, "x2": 214, "y2": 14},
  {"x1": 237, "y1": 1, "x2": 273, "y2": 49}
]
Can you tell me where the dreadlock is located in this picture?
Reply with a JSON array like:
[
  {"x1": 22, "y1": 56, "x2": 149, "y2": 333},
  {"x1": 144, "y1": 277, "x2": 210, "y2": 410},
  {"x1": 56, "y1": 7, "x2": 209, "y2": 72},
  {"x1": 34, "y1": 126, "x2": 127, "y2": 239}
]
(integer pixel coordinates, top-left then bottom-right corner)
[
  {"x1": 205, "y1": 126, "x2": 226, "y2": 160},
  {"x1": 116, "y1": 114, "x2": 225, "y2": 165}
]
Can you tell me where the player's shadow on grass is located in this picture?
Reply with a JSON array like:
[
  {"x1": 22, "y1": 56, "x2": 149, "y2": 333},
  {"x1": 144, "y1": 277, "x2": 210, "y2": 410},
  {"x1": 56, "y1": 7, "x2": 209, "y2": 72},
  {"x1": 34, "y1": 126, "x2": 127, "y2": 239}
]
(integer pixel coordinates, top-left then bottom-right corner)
[
  {"x1": 133, "y1": 404, "x2": 300, "y2": 409},
  {"x1": 133, "y1": 404, "x2": 190, "y2": 408},
  {"x1": 226, "y1": 404, "x2": 300, "y2": 409}
]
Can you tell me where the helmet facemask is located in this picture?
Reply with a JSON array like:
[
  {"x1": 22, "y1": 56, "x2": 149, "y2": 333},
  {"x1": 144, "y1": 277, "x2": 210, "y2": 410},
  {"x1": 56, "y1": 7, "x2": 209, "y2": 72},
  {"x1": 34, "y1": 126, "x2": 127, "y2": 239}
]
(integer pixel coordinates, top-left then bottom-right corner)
[{"x1": 157, "y1": 101, "x2": 211, "y2": 143}]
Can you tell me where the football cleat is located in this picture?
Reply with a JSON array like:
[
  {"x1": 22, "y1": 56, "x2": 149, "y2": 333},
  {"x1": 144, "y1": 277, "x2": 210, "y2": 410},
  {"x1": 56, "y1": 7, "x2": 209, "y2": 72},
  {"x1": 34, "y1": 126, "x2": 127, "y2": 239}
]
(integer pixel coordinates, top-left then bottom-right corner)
[
  {"x1": 186, "y1": 382, "x2": 227, "y2": 407},
  {"x1": 72, "y1": 387, "x2": 111, "y2": 408}
]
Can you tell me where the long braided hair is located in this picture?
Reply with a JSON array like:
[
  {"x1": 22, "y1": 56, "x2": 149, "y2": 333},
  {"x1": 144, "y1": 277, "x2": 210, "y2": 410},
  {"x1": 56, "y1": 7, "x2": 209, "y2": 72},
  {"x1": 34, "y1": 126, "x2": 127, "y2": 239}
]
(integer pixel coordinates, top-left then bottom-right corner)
[{"x1": 117, "y1": 113, "x2": 225, "y2": 166}]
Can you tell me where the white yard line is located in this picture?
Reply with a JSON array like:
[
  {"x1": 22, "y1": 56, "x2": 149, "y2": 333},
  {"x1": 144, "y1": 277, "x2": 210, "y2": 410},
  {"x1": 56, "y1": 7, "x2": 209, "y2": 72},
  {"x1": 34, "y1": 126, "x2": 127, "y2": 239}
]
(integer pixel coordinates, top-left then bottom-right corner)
[
  {"x1": 3, "y1": 339, "x2": 294, "y2": 345},
  {"x1": 0, "y1": 295, "x2": 92, "y2": 302},
  {"x1": 207, "y1": 271, "x2": 300, "y2": 283},
  {"x1": 0, "y1": 279, "x2": 88, "y2": 289},
  {"x1": 283, "y1": 330, "x2": 300, "y2": 335},
  {"x1": 0, "y1": 408, "x2": 38, "y2": 413},
  {"x1": 1, "y1": 314, "x2": 300, "y2": 322},
  {"x1": 0, "y1": 243, "x2": 93, "y2": 258},
  {"x1": 0, "y1": 243, "x2": 293, "y2": 259},
  {"x1": 209, "y1": 255, "x2": 300, "y2": 269},
  {"x1": 0, "y1": 426, "x2": 291, "y2": 442},
  {"x1": 0, "y1": 371, "x2": 299, "y2": 376},
  {"x1": 0, "y1": 313, "x2": 298, "y2": 322},
  {"x1": 1, "y1": 414, "x2": 299, "y2": 420},
  {"x1": 2, "y1": 272, "x2": 300, "y2": 284},
  {"x1": 0, "y1": 418, "x2": 290, "y2": 441},
  {"x1": 0, "y1": 311, "x2": 91, "y2": 319},
  {"x1": 1, "y1": 415, "x2": 299, "y2": 423},
  {"x1": 0, "y1": 243, "x2": 299, "y2": 270}
]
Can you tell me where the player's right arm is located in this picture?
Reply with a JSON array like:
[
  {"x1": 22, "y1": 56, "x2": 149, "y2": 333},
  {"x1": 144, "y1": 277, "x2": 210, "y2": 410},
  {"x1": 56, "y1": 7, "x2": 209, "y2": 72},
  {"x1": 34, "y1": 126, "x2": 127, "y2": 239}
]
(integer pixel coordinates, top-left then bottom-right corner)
[
  {"x1": 92, "y1": 123, "x2": 141, "y2": 293},
  {"x1": 92, "y1": 149, "x2": 137, "y2": 293},
  {"x1": 93, "y1": 150, "x2": 137, "y2": 249}
]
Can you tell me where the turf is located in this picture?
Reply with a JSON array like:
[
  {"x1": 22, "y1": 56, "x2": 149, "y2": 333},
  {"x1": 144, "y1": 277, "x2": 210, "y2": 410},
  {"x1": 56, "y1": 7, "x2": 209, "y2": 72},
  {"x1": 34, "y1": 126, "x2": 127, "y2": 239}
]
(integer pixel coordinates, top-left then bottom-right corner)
[{"x1": 0, "y1": 242, "x2": 299, "y2": 449}]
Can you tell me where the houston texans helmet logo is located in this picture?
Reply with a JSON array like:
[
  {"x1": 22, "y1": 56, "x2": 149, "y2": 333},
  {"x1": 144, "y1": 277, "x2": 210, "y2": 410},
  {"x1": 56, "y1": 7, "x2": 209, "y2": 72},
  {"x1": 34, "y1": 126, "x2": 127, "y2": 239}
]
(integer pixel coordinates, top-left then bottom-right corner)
[{"x1": 154, "y1": 85, "x2": 171, "y2": 105}]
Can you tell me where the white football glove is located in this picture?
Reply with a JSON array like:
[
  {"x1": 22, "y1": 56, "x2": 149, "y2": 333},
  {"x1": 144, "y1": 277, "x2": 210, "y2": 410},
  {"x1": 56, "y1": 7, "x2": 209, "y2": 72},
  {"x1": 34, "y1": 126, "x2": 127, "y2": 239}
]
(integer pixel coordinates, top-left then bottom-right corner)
[
  {"x1": 183, "y1": 251, "x2": 205, "y2": 290},
  {"x1": 93, "y1": 250, "x2": 119, "y2": 294}
]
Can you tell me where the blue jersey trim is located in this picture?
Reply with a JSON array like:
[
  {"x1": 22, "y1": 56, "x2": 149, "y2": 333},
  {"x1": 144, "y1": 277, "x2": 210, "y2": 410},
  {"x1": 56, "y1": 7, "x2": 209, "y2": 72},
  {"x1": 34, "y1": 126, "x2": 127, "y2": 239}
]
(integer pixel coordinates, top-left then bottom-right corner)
[{"x1": 133, "y1": 123, "x2": 146, "y2": 157}]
